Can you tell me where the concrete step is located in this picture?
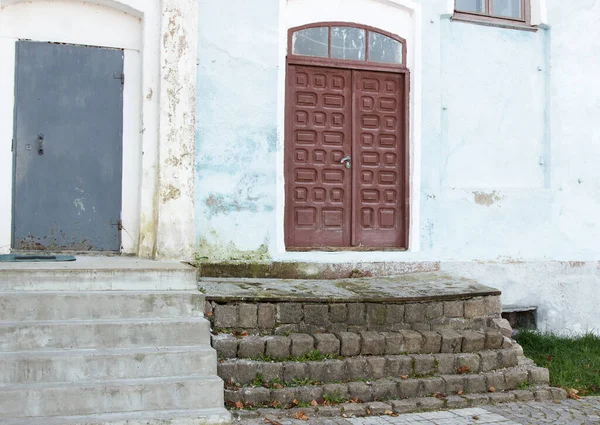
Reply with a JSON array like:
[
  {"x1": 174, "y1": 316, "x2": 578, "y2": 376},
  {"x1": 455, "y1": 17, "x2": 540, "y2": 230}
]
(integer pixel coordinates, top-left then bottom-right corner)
[
  {"x1": 223, "y1": 364, "x2": 550, "y2": 406},
  {"x1": 0, "y1": 346, "x2": 217, "y2": 385},
  {"x1": 0, "y1": 376, "x2": 225, "y2": 418},
  {"x1": 230, "y1": 386, "x2": 567, "y2": 421},
  {"x1": 3, "y1": 408, "x2": 231, "y2": 425},
  {"x1": 0, "y1": 318, "x2": 211, "y2": 352},
  {"x1": 218, "y1": 348, "x2": 521, "y2": 387},
  {"x1": 0, "y1": 291, "x2": 204, "y2": 321},
  {"x1": 0, "y1": 257, "x2": 197, "y2": 291}
]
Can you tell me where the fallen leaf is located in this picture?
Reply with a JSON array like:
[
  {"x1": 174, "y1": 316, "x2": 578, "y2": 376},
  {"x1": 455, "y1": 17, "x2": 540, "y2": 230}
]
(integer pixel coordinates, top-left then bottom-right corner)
[
  {"x1": 401, "y1": 375, "x2": 408, "y2": 380},
  {"x1": 433, "y1": 392, "x2": 447, "y2": 399},
  {"x1": 568, "y1": 388, "x2": 581, "y2": 400},
  {"x1": 342, "y1": 414, "x2": 348, "y2": 418},
  {"x1": 488, "y1": 386, "x2": 496, "y2": 393},
  {"x1": 272, "y1": 383, "x2": 284, "y2": 389},
  {"x1": 234, "y1": 401, "x2": 243, "y2": 409},
  {"x1": 271, "y1": 401, "x2": 280, "y2": 408},
  {"x1": 240, "y1": 331, "x2": 248, "y2": 337},
  {"x1": 366, "y1": 409, "x2": 371, "y2": 415},
  {"x1": 310, "y1": 400, "x2": 318, "y2": 406},
  {"x1": 291, "y1": 411, "x2": 309, "y2": 421},
  {"x1": 264, "y1": 419, "x2": 282, "y2": 425},
  {"x1": 457, "y1": 366, "x2": 471, "y2": 374},
  {"x1": 472, "y1": 415, "x2": 480, "y2": 420},
  {"x1": 205, "y1": 311, "x2": 214, "y2": 317},
  {"x1": 291, "y1": 399, "x2": 299, "y2": 406},
  {"x1": 351, "y1": 397, "x2": 360, "y2": 403},
  {"x1": 457, "y1": 390, "x2": 464, "y2": 395}
]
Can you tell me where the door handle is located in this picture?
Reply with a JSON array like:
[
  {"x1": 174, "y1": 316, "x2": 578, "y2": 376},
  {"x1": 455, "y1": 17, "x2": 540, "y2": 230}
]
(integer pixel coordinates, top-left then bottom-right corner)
[
  {"x1": 340, "y1": 155, "x2": 351, "y2": 169},
  {"x1": 37, "y1": 134, "x2": 44, "y2": 155}
]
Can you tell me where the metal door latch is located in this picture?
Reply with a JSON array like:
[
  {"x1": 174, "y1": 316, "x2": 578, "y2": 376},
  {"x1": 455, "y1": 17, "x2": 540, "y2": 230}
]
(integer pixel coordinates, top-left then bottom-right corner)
[
  {"x1": 340, "y1": 155, "x2": 351, "y2": 169},
  {"x1": 37, "y1": 134, "x2": 44, "y2": 155}
]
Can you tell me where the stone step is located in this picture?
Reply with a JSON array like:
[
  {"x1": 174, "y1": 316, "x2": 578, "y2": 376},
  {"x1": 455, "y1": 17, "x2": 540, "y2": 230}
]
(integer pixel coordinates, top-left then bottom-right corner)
[
  {"x1": 3, "y1": 408, "x2": 231, "y2": 425},
  {"x1": 0, "y1": 257, "x2": 197, "y2": 291},
  {"x1": 0, "y1": 318, "x2": 211, "y2": 352},
  {"x1": 0, "y1": 376, "x2": 225, "y2": 418},
  {"x1": 218, "y1": 348, "x2": 521, "y2": 387},
  {"x1": 223, "y1": 364, "x2": 550, "y2": 406},
  {"x1": 212, "y1": 329, "x2": 510, "y2": 360},
  {"x1": 231, "y1": 386, "x2": 567, "y2": 421},
  {"x1": 0, "y1": 346, "x2": 216, "y2": 385},
  {"x1": 0, "y1": 291, "x2": 204, "y2": 321}
]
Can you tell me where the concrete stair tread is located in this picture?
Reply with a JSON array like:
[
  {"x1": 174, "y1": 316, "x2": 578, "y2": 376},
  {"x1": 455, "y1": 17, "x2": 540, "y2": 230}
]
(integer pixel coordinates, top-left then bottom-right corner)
[
  {"x1": 0, "y1": 344, "x2": 215, "y2": 358},
  {"x1": 3, "y1": 408, "x2": 231, "y2": 425},
  {"x1": 0, "y1": 317, "x2": 209, "y2": 326}
]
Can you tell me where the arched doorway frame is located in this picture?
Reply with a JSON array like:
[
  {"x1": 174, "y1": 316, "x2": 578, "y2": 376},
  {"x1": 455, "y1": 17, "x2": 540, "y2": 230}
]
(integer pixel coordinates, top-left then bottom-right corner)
[{"x1": 0, "y1": 0, "x2": 197, "y2": 260}]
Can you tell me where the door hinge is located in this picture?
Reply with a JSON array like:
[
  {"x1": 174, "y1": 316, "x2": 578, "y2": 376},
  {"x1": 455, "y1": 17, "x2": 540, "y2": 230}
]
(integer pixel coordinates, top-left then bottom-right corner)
[
  {"x1": 111, "y1": 219, "x2": 123, "y2": 231},
  {"x1": 113, "y1": 72, "x2": 125, "y2": 84}
]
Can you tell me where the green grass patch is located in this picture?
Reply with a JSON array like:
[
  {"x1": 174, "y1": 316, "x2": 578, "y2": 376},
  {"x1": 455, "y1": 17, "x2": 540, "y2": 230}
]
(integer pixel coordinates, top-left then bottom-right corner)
[{"x1": 515, "y1": 330, "x2": 600, "y2": 396}]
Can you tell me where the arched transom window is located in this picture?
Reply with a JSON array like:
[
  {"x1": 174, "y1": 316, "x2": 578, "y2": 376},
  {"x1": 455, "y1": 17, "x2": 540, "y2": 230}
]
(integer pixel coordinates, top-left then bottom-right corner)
[{"x1": 288, "y1": 22, "x2": 406, "y2": 67}]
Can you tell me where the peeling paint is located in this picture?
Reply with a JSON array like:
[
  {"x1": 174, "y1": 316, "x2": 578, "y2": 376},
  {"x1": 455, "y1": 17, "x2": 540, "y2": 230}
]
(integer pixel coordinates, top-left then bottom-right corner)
[
  {"x1": 162, "y1": 184, "x2": 181, "y2": 203},
  {"x1": 195, "y1": 237, "x2": 271, "y2": 262},
  {"x1": 473, "y1": 191, "x2": 504, "y2": 207}
]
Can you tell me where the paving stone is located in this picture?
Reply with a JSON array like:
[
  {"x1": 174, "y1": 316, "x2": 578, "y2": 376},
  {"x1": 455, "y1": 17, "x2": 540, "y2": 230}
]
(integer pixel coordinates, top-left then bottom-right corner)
[
  {"x1": 445, "y1": 395, "x2": 468, "y2": 408},
  {"x1": 314, "y1": 406, "x2": 341, "y2": 417},
  {"x1": 464, "y1": 374, "x2": 487, "y2": 394},
  {"x1": 398, "y1": 330, "x2": 423, "y2": 353},
  {"x1": 479, "y1": 350, "x2": 499, "y2": 372},
  {"x1": 347, "y1": 303, "x2": 366, "y2": 325},
  {"x1": 463, "y1": 393, "x2": 490, "y2": 406},
  {"x1": 433, "y1": 353, "x2": 456, "y2": 375},
  {"x1": 360, "y1": 331, "x2": 386, "y2": 355},
  {"x1": 489, "y1": 392, "x2": 516, "y2": 404},
  {"x1": 346, "y1": 357, "x2": 369, "y2": 380},
  {"x1": 238, "y1": 336, "x2": 266, "y2": 359},
  {"x1": 347, "y1": 381, "x2": 373, "y2": 402},
  {"x1": 420, "y1": 331, "x2": 442, "y2": 353},
  {"x1": 214, "y1": 304, "x2": 238, "y2": 328},
  {"x1": 338, "y1": 332, "x2": 361, "y2": 357},
  {"x1": 238, "y1": 304, "x2": 258, "y2": 328},
  {"x1": 439, "y1": 329, "x2": 463, "y2": 353},
  {"x1": 390, "y1": 399, "x2": 418, "y2": 413},
  {"x1": 497, "y1": 348, "x2": 518, "y2": 368},
  {"x1": 485, "y1": 372, "x2": 506, "y2": 391},
  {"x1": 404, "y1": 303, "x2": 426, "y2": 323},
  {"x1": 461, "y1": 330, "x2": 486, "y2": 352},
  {"x1": 224, "y1": 389, "x2": 242, "y2": 403},
  {"x1": 371, "y1": 379, "x2": 397, "y2": 400},
  {"x1": 271, "y1": 387, "x2": 297, "y2": 405},
  {"x1": 295, "y1": 386, "x2": 323, "y2": 403},
  {"x1": 411, "y1": 322, "x2": 432, "y2": 331},
  {"x1": 308, "y1": 359, "x2": 346, "y2": 382},
  {"x1": 367, "y1": 401, "x2": 392, "y2": 415},
  {"x1": 304, "y1": 304, "x2": 330, "y2": 326},
  {"x1": 277, "y1": 303, "x2": 303, "y2": 324},
  {"x1": 366, "y1": 356, "x2": 386, "y2": 379},
  {"x1": 397, "y1": 379, "x2": 422, "y2": 398},
  {"x1": 217, "y1": 361, "x2": 237, "y2": 383},
  {"x1": 415, "y1": 397, "x2": 445, "y2": 410},
  {"x1": 421, "y1": 377, "x2": 445, "y2": 396},
  {"x1": 456, "y1": 353, "x2": 480, "y2": 374},
  {"x1": 382, "y1": 332, "x2": 403, "y2": 355},
  {"x1": 282, "y1": 362, "x2": 308, "y2": 382},
  {"x1": 385, "y1": 355, "x2": 413, "y2": 377},
  {"x1": 274, "y1": 324, "x2": 299, "y2": 335},
  {"x1": 329, "y1": 304, "x2": 348, "y2": 323},
  {"x1": 366, "y1": 304, "x2": 388, "y2": 330},
  {"x1": 265, "y1": 336, "x2": 291, "y2": 359},
  {"x1": 491, "y1": 318, "x2": 513, "y2": 338},
  {"x1": 236, "y1": 361, "x2": 261, "y2": 385},
  {"x1": 504, "y1": 370, "x2": 529, "y2": 390},
  {"x1": 386, "y1": 304, "x2": 404, "y2": 325},
  {"x1": 258, "y1": 362, "x2": 283, "y2": 382},
  {"x1": 512, "y1": 389, "x2": 535, "y2": 401},
  {"x1": 464, "y1": 298, "x2": 486, "y2": 319},
  {"x1": 258, "y1": 303, "x2": 276, "y2": 329},
  {"x1": 204, "y1": 300, "x2": 213, "y2": 315},
  {"x1": 425, "y1": 302, "x2": 444, "y2": 320},
  {"x1": 322, "y1": 383, "x2": 349, "y2": 399},
  {"x1": 290, "y1": 333, "x2": 314, "y2": 357},
  {"x1": 550, "y1": 387, "x2": 568, "y2": 400},
  {"x1": 442, "y1": 375, "x2": 465, "y2": 394},
  {"x1": 534, "y1": 388, "x2": 552, "y2": 401},
  {"x1": 314, "y1": 333, "x2": 340, "y2": 355},
  {"x1": 485, "y1": 295, "x2": 502, "y2": 315},
  {"x1": 340, "y1": 403, "x2": 366, "y2": 417},
  {"x1": 529, "y1": 367, "x2": 550, "y2": 385},
  {"x1": 212, "y1": 334, "x2": 238, "y2": 358},
  {"x1": 242, "y1": 387, "x2": 271, "y2": 405},
  {"x1": 443, "y1": 300, "x2": 464, "y2": 318},
  {"x1": 485, "y1": 330, "x2": 504, "y2": 349},
  {"x1": 413, "y1": 354, "x2": 436, "y2": 376}
]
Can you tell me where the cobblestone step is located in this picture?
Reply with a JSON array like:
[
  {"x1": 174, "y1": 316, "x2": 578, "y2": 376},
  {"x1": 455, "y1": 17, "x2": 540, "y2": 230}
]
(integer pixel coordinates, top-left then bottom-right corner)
[
  {"x1": 230, "y1": 386, "x2": 567, "y2": 421},
  {"x1": 218, "y1": 348, "x2": 523, "y2": 386},
  {"x1": 223, "y1": 364, "x2": 550, "y2": 406},
  {"x1": 212, "y1": 329, "x2": 512, "y2": 360}
]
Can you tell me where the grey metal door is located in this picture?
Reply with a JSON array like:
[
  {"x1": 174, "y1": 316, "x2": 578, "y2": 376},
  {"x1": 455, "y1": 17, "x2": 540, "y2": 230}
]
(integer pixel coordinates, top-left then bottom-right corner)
[{"x1": 12, "y1": 41, "x2": 124, "y2": 251}]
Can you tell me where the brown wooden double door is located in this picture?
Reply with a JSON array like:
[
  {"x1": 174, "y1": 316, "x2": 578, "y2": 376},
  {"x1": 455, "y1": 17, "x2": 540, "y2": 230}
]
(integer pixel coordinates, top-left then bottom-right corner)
[{"x1": 285, "y1": 64, "x2": 408, "y2": 250}]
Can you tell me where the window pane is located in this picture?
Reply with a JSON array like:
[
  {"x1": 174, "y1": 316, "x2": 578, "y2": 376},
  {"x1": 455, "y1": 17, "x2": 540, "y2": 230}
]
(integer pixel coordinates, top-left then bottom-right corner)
[
  {"x1": 492, "y1": 0, "x2": 522, "y2": 18},
  {"x1": 368, "y1": 32, "x2": 403, "y2": 64},
  {"x1": 292, "y1": 27, "x2": 328, "y2": 57},
  {"x1": 455, "y1": 0, "x2": 486, "y2": 13},
  {"x1": 331, "y1": 27, "x2": 366, "y2": 61}
]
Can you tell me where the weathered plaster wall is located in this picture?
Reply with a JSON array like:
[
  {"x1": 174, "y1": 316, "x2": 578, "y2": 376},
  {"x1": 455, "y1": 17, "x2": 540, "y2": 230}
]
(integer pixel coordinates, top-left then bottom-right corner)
[{"x1": 195, "y1": 0, "x2": 279, "y2": 261}]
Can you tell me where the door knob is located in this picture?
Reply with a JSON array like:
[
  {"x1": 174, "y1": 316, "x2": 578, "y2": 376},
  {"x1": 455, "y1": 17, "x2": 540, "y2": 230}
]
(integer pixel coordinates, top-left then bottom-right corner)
[{"x1": 340, "y1": 155, "x2": 351, "y2": 169}]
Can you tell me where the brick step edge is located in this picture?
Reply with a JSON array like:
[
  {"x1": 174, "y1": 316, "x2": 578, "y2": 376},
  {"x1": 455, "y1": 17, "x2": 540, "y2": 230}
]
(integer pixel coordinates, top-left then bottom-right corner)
[
  {"x1": 224, "y1": 364, "x2": 550, "y2": 405},
  {"x1": 231, "y1": 385, "x2": 567, "y2": 421},
  {"x1": 219, "y1": 348, "x2": 522, "y2": 386},
  {"x1": 212, "y1": 328, "x2": 513, "y2": 360}
]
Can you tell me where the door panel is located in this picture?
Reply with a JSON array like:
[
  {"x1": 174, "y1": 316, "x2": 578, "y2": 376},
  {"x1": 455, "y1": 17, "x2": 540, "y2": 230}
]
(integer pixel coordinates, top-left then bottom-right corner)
[
  {"x1": 285, "y1": 65, "x2": 352, "y2": 248},
  {"x1": 352, "y1": 70, "x2": 406, "y2": 248},
  {"x1": 12, "y1": 41, "x2": 124, "y2": 251}
]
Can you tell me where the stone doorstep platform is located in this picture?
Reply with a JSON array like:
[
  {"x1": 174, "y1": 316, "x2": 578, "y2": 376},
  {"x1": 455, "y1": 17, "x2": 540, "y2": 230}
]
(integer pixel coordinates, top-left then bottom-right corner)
[{"x1": 200, "y1": 273, "x2": 500, "y2": 304}]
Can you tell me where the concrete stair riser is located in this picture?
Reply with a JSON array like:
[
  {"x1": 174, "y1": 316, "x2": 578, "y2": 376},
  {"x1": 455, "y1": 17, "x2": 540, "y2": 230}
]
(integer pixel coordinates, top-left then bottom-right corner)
[
  {"x1": 0, "y1": 291, "x2": 204, "y2": 321},
  {"x1": 0, "y1": 377, "x2": 224, "y2": 418},
  {"x1": 0, "y1": 319, "x2": 211, "y2": 352},
  {"x1": 0, "y1": 346, "x2": 217, "y2": 385}
]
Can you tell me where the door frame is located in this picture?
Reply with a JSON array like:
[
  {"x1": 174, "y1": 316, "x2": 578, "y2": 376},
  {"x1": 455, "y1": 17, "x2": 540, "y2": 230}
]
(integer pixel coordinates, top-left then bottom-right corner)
[{"x1": 284, "y1": 54, "x2": 410, "y2": 251}]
